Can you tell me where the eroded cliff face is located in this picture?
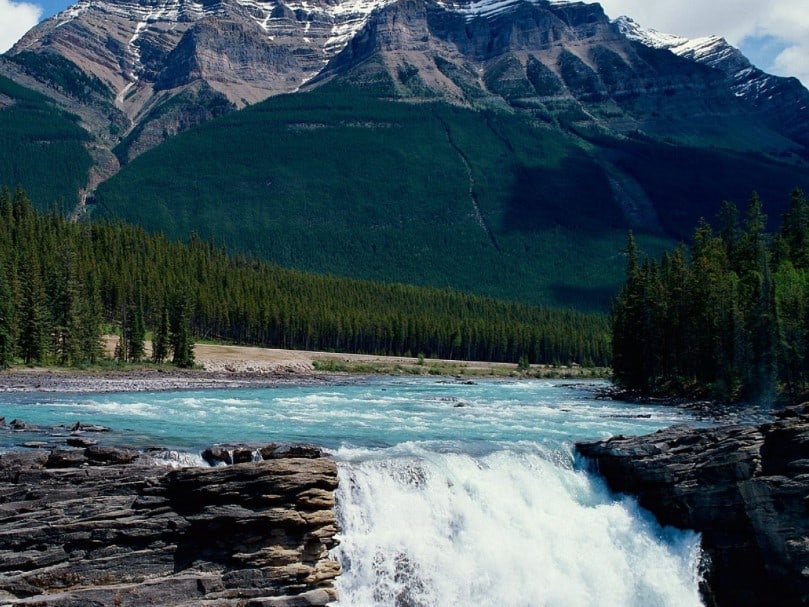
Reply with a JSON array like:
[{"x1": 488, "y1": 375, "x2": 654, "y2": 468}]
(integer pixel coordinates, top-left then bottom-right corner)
[
  {"x1": 1, "y1": 0, "x2": 758, "y2": 167},
  {"x1": 577, "y1": 404, "x2": 809, "y2": 607},
  {"x1": 0, "y1": 445, "x2": 340, "y2": 607}
]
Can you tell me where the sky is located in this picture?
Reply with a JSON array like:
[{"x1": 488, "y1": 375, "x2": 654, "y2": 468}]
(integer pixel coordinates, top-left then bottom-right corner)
[{"x1": 0, "y1": 0, "x2": 807, "y2": 87}]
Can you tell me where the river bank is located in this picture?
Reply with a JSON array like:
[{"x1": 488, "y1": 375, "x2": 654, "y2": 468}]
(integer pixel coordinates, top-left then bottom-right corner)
[
  {"x1": 0, "y1": 444, "x2": 340, "y2": 607},
  {"x1": 0, "y1": 341, "x2": 608, "y2": 393},
  {"x1": 0, "y1": 378, "x2": 710, "y2": 606},
  {"x1": 577, "y1": 403, "x2": 809, "y2": 607}
]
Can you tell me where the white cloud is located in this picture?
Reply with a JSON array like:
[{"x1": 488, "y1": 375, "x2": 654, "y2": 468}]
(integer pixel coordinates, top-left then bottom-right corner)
[
  {"x1": 593, "y1": 0, "x2": 809, "y2": 87},
  {"x1": 0, "y1": 0, "x2": 42, "y2": 54},
  {"x1": 773, "y1": 45, "x2": 809, "y2": 88}
]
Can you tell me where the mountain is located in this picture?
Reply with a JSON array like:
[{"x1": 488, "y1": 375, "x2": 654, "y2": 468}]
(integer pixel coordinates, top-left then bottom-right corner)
[
  {"x1": 615, "y1": 16, "x2": 809, "y2": 151},
  {"x1": 2, "y1": 0, "x2": 809, "y2": 309}
]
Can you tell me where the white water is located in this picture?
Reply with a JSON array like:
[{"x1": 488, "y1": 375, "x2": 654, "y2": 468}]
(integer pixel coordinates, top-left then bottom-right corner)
[
  {"x1": 0, "y1": 378, "x2": 705, "y2": 605},
  {"x1": 333, "y1": 444, "x2": 703, "y2": 607}
]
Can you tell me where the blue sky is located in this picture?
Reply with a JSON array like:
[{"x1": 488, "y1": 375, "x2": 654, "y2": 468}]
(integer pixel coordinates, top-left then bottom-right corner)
[
  {"x1": 596, "y1": 0, "x2": 809, "y2": 87},
  {"x1": 1, "y1": 0, "x2": 808, "y2": 88}
]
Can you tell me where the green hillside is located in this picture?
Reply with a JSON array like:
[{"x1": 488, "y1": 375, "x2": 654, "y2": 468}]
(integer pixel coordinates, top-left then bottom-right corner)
[
  {"x1": 0, "y1": 75, "x2": 92, "y2": 210},
  {"x1": 92, "y1": 85, "x2": 809, "y2": 309},
  {"x1": 0, "y1": 189, "x2": 610, "y2": 368}
]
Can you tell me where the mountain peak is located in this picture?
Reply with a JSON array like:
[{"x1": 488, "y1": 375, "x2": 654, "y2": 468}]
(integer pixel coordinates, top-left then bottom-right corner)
[
  {"x1": 614, "y1": 16, "x2": 741, "y2": 70},
  {"x1": 614, "y1": 14, "x2": 809, "y2": 148}
]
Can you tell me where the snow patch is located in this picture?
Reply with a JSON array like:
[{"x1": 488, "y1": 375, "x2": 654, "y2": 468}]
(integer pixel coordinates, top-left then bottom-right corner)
[
  {"x1": 438, "y1": 0, "x2": 561, "y2": 22},
  {"x1": 614, "y1": 15, "x2": 788, "y2": 105}
]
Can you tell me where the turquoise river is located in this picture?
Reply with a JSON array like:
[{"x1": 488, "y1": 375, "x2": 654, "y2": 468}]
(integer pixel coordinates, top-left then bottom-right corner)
[{"x1": 0, "y1": 378, "x2": 705, "y2": 606}]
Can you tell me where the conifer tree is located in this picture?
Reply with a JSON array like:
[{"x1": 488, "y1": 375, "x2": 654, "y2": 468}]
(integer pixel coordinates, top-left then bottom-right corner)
[
  {"x1": 171, "y1": 295, "x2": 195, "y2": 368},
  {"x1": 79, "y1": 272, "x2": 104, "y2": 364},
  {"x1": 18, "y1": 256, "x2": 48, "y2": 365},
  {"x1": 52, "y1": 243, "x2": 82, "y2": 366},
  {"x1": 126, "y1": 284, "x2": 146, "y2": 362},
  {"x1": 152, "y1": 301, "x2": 170, "y2": 364},
  {"x1": 0, "y1": 262, "x2": 15, "y2": 368}
]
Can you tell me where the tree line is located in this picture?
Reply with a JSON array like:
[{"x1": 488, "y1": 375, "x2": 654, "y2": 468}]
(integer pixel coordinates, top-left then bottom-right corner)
[
  {"x1": 612, "y1": 189, "x2": 809, "y2": 401},
  {"x1": 0, "y1": 188, "x2": 610, "y2": 369}
]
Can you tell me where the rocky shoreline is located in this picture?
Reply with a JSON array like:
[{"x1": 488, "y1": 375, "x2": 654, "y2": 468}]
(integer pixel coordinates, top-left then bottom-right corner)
[
  {"x1": 0, "y1": 441, "x2": 341, "y2": 607},
  {"x1": 577, "y1": 403, "x2": 809, "y2": 607},
  {"x1": 0, "y1": 368, "x2": 344, "y2": 394}
]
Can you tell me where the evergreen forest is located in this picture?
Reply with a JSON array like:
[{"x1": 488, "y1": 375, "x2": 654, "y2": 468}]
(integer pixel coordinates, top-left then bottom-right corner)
[
  {"x1": 0, "y1": 188, "x2": 610, "y2": 370},
  {"x1": 612, "y1": 189, "x2": 809, "y2": 401}
]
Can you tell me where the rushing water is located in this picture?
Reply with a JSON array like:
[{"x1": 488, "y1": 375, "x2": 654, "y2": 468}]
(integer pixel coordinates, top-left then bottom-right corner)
[{"x1": 0, "y1": 378, "x2": 704, "y2": 606}]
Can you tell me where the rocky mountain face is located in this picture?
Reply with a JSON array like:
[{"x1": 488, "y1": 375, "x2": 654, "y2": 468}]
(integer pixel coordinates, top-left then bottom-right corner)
[
  {"x1": 577, "y1": 404, "x2": 809, "y2": 607},
  {"x1": 5, "y1": 0, "x2": 807, "y2": 171},
  {"x1": 616, "y1": 15, "x2": 809, "y2": 151},
  {"x1": 3, "y1": 0, "x2": 809, "y2": 306},
  {"x1": 0, "y1": 442, "x2": 340, "y2": 607}
]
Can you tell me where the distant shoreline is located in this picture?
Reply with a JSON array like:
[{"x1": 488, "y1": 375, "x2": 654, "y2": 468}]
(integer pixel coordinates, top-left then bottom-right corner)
[{"x1": 0, "y1": 341, "x2": 608, "y2": 393}]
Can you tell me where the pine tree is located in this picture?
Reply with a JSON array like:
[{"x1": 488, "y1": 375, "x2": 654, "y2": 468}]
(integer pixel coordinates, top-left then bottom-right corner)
[
  {"x1": 52, "y1": 243, "x2": 82, "y2": 366},
  {"x1": 0, "y1": 261, "x2": 15, "y2": 368},
  {"x1": 152, "y1": 301, "x2": 170, "y2": 364},
  {"x1": 79, "y1": 272, "x2": 104, "y2": 364},
  {"x1": 18, "y1": 256, "x2": 48, "y2": 365},
  {"x1": 171, "y1": 295, "x2": 195, "y2": 368},
  {"x1": 126, "y1": 285, "x2": 146, "y2": 363}
]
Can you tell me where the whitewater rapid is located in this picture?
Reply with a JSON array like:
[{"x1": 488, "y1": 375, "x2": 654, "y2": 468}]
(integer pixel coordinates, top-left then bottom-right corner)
[
  {"x1": 0, "y1": 378, "x2": 706, "y2": 605},
  {"x1": 332, "y1": 444, "x2": 703, "y2": 607}
]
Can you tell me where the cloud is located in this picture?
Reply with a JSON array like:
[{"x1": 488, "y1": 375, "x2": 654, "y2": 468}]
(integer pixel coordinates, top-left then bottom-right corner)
[
  {"x1": 0, "y1": 0, "x2": 42, "y2": 54},
  {"x1": 773, "y1": 45, "x2": 809, "y2": 88},
  {"x1": 593, "y1": 0, "x2": 809, "y2": 87}
]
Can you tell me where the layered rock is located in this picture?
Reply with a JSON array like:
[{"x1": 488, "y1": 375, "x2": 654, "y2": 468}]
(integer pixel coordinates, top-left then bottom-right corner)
[
  {"x1": 3, "y1": 0, "x2": 779, "y2": 166},
  {"x1": 0, "y1": 445, "x2": 340, "y2": 606},
  {"x1": 616, "y1": 15, "x2": 809, "y2": 150},
  {"x1": 577, "y1": 404, "x2": 809, "y2": 607}
]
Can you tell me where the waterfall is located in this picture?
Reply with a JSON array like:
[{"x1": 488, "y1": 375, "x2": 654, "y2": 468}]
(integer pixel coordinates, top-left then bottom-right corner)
[{"x1": 332, "y1": 444, "x2": 704, "y2": 607}]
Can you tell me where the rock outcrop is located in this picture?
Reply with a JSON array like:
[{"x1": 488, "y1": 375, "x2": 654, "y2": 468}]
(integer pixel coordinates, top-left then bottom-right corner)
[
  {"x1": 0, "y1": 444, "x2": 340, "y2": 606},
  {"x1": 577, "y1": 404, "x2": 809, "y2": 607}
]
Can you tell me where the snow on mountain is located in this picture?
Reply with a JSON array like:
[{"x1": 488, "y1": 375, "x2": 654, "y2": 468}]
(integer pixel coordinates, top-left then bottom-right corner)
[
  {"x1": 615, "y1": 15, "x2": 809, "y2": 104},
  {"x1": 439, "y1": 0, "x2": 573, "y2": 22}
]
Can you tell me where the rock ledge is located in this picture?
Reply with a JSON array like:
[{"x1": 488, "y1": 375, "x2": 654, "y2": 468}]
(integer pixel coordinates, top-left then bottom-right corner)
[
  {"x1": 0, "y1": 445, "x2": 340, "y2": 606},
  {"x1": 577, "y1": 404, "x2": 809, "y2": 607}
]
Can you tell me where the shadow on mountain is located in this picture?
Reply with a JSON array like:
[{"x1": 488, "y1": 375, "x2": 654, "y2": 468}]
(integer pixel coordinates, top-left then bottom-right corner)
[
  {"x1": 502, "y1": 153, "x2": 622, "y2": 234},
  {"x1": 550, "y1": 283, "x2": 617, "y2": 312}
]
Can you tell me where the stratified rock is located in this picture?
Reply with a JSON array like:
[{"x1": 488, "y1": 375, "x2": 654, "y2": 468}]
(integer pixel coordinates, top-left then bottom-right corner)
[
  {"x1": 66, "y1": 436, "x2": 98, "y2": 448},
  {"x1": 577, "y1": 404, "x2": 809, "y2": 607},
  {"x1": 270, "y1": 445, "x2": 324, "y2": 460},
  {"x1": 70, "y1": 421, "x2": 111, "y2": 432},
  {"x1": 8, "y1": 419, "x2": 34, "y2": 431},
  {"x1": 0, "y1": 447, "x2": 341, "y2": 606},
  {"x1": 202, "y1": 445, "x2": 234, "y2": 466}
]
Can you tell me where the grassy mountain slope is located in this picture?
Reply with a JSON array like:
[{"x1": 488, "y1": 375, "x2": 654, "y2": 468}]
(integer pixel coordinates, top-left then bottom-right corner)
[
  {"x1": 0, "y1": 75, "x2": 92, "y2": 210},
  {"x1": 93, "y1": 84, "x2": 809, "y2": 309}
]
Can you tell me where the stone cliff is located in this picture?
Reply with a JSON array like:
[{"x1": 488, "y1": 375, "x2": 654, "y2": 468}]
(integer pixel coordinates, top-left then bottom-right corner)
[
  {"x1": 0, "y1": 444, "x2": 340, "y2": 606},
  {"x1": 577, "y1": 404, "x2": 809, "y2": 607}
]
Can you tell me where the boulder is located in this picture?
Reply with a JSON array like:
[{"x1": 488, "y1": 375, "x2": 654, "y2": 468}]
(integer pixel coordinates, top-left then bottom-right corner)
[
  {"x1": 577, "y1": 404, "x2": 809, "y2": 607},
  {"x1": 0, "y1": 447, "x2": 341, "y2": 606}
]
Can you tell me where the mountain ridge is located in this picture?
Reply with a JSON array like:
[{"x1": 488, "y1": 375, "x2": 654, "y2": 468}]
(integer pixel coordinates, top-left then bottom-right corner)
[{"x1": 2, "y1": 0, "x2": 809, "y2": 308}]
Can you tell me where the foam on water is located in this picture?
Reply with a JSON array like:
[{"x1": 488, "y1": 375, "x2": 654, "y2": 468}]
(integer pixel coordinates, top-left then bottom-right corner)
[
  {"x1": 332, "y1": 444, "x2": 703, "y2": 607},
  {"x1": 0, "y1": 378, "x2": 707, "y2": 605}
]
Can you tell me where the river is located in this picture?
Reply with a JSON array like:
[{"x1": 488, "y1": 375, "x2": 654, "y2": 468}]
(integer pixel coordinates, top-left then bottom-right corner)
[{"x1": 0, "y1": 377, "x2": 704, "y2": 606}]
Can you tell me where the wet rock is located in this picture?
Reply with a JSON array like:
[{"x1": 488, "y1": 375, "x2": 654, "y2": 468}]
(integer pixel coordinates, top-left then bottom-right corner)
[
  {"x1": 85, "y1": 445, "x2": 139, "y2": 465},
  {"x1": 202, "y1": 445, "x2": 233, "y2": 466},
  {"x1": 270, "y1": 444, "x2": 324, "y2": 459},
  {"x1": 577, "y1": 404, "x2": 809, "y2": 607},
  {"x1": 66, "y1": 436, "x2": 98, "y2": 448},
  {"x1": 45, "y1": 448, "x2": 87, "y2": 468},
  {"x1": 8, "y1": 419, "x2": 34, "y2": 431},
  {"x1": 70, "y1": 421, "x2": 110, "y2": 432},
  {"x1": 0, "y1": 447, "x2": 340, "y2": 606},
  {"x1": 21, "y1": 441, "x2": 49, "y2": 449}
]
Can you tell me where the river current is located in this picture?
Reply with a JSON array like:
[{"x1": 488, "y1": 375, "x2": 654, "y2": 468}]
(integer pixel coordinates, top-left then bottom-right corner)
[{"x1": 0, "y1": 378, "x2": 704, "y2": 606}]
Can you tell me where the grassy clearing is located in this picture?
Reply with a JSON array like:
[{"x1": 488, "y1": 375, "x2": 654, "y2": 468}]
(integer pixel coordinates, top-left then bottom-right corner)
[{"x1": 312, "y1": 357, "x2": 610, "y2": 379}]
